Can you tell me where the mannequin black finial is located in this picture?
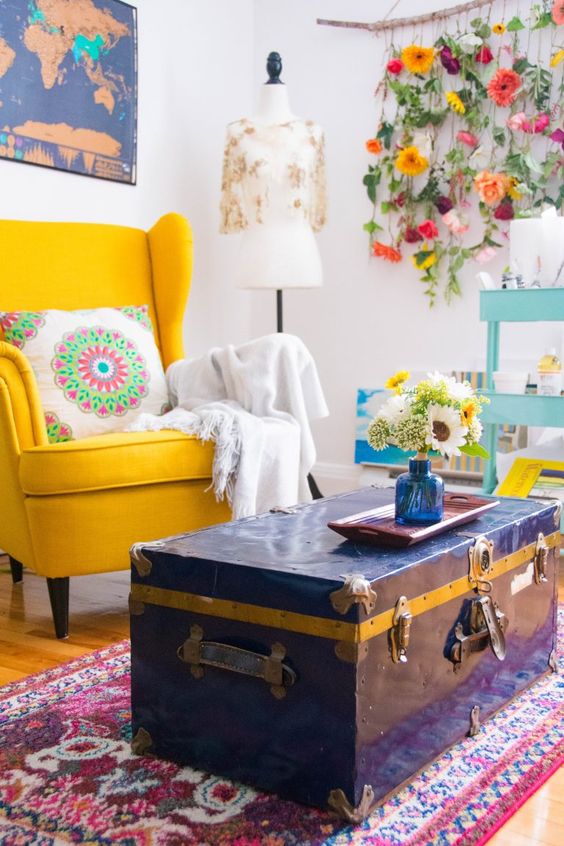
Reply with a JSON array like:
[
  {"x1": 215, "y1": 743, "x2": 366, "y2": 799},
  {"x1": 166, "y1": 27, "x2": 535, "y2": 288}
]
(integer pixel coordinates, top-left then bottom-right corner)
[{"x1": 266, "y1": 52, "x2": 283, "y2": 84}]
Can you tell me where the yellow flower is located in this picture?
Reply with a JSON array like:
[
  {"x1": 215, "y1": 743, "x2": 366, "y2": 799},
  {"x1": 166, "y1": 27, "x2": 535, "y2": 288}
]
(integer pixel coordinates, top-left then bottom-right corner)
[
  {"x1": 401, "y1": 44, "x2": 435, "y2": 74},
  {"x1": 385, "y1": 370, "x2": 410, "y2": 393},
  {"x1": 550, "y1": 49, "x2": 564, "y2": 68},
  {"x1": 492, "y1": 23, "x2": 506, "y2": 34},
  {"x1": 445, "y1": 91, "x2": 466, "y2": 114},
  {"x1": 507, "y1": 177, "x2": 523, "y2": 201},
  {"x1": 461, "y1": 399, "x2": 478, "y2": 426},
  {"x1": 411, "y1": 247, "x2": 437, "y2": 271},
  {"x1": 395, "y1": 145, "x2": 429, "y2": 176}
]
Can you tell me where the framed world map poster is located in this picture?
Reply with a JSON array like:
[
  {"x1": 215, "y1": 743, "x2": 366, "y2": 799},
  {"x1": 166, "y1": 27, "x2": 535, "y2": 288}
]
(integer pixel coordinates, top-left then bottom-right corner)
[{"x1": 0, "y1": 0, "x2": 137, "y2": 183}]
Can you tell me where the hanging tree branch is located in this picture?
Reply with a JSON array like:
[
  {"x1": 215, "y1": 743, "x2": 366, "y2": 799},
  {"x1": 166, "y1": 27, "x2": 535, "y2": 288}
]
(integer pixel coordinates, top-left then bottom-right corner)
[{"x1": 317, "y1": 0, "x2": 494, "y2": 34}]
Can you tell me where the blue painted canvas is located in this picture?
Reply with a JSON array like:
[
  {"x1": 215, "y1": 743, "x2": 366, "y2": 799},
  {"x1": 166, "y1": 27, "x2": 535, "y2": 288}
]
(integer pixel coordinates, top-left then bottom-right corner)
[{"x1": 0, "y1": 0, "x2": 137, "y2": 183}]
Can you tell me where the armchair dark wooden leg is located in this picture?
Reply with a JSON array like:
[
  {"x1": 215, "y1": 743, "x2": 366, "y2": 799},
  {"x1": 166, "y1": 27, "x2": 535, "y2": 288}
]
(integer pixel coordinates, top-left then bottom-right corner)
[
  {"x1": 9, "y1": 556, "x2": 23, "y2": 583},
  {"x1": 47, "y1": 577, "x2": 70, "y2": 639}
]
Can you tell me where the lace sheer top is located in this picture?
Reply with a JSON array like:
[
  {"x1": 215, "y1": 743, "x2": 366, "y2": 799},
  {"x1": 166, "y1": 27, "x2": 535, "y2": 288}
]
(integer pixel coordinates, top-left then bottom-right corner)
[{"x1": 220, "y1": 118, "x2": 327, "y2": 234}]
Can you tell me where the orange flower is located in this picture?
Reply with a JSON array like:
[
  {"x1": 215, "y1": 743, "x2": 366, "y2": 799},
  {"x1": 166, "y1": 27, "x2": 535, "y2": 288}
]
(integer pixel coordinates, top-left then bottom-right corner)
[
  {"x1": 373, "y1": 241, "x2": 402, "y2": 263},
  {"x1": 487, "y1": 68, "x2": 522, "y2": 107},
  {"x1": 366, "y1": 138, "x2": 383, "y2": 154},
  {"x1": 473, "y1": 170, "x2": 509, "y2": 206}
]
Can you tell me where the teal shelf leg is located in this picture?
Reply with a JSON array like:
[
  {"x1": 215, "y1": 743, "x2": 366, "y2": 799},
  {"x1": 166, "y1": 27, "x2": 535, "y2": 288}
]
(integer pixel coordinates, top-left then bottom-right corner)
[
  {"x1": 486, "y1": 321, "x2": 499, "y2": 389},
  {"x1": 483, "y1": 423, "x2": 498, "y2": 493},
  {"x1": 484, "y1": 320, "x2": 500, "y2": 494}
]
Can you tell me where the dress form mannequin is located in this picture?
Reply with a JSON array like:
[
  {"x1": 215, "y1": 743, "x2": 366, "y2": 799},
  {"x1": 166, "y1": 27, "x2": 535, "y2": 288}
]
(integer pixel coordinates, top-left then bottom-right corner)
[{"x1": 220, "y1": 53, "x2": 326, "y2": 322}]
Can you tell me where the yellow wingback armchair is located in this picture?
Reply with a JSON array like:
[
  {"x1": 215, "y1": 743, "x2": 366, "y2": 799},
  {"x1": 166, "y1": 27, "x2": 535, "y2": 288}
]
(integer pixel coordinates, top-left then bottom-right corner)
[{"x1": 0, "y1": 213, "x2": 230, "y2": 638}]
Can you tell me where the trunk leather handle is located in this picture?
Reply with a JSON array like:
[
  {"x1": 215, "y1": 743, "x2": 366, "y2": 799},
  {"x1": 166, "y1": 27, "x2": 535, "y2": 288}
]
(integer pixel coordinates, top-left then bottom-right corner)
[{"x1": 177, "y1": 624, "x2": 296, "y2": 698}]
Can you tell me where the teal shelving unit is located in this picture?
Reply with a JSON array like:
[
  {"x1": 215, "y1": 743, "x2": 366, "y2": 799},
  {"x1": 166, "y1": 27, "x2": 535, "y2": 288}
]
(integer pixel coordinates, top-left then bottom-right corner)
[{"x1": 480, "y1": 289, "x2": 564, "y2": 494}]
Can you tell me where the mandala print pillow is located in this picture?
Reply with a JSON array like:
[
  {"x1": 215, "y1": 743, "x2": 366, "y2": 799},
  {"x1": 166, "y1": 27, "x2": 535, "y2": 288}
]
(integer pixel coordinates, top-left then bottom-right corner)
[{"x1": 0, "y1": 306, "x2": 169, "y2": 443}]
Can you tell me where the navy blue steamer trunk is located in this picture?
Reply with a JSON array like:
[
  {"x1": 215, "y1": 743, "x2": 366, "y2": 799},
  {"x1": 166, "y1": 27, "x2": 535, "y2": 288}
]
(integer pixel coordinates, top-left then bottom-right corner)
[{"x1": 129, "y1": 488, "x2": 560, "y2": 821}]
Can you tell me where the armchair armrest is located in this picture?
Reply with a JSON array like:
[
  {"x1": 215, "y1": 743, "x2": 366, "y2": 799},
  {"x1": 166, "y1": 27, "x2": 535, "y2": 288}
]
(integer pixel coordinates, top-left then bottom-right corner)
[{"x1": 0, "y1": 341, "x2": 48, "y2": 452}]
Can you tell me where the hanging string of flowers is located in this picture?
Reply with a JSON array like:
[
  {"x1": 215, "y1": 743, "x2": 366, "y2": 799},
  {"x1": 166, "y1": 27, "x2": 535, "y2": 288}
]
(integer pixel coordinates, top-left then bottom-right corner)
[{"x1": 363, "y1": 0, "x2": 564, "y2": 304}]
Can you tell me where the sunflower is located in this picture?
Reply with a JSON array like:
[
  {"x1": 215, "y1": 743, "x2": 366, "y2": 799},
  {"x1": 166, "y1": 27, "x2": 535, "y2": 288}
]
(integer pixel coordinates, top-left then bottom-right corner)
[
  {"x1": 401, "y1": 44, "x2": 435, "y2": 75},
  {"x1": 395, "y1": 145, "x2": 429, "y2": 176},
  {"x1": 460, "y1": 398, "x2": 478, "y2": 426},
  {"x1": 426, "y1": 404, "x2": 468, "y2": 458},
  {"x1": 372, "y1": 241, "x2": 402, "y2": 263},
  {"x1": 385, "y1": 370, "x2": 410, "y2": 393},
  {"x1": 492, "y1": 23, "x2": 506, "y2": 34},
  {"x1": 445, "y1": 91, "x2": 466, "y2": 114}
]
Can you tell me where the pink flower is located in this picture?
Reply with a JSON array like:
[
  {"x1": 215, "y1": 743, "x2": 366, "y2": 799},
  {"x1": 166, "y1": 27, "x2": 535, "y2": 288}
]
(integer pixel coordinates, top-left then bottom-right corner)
[
  {"x1": 387, "y1": 58, "x2": 404, "y2": 75},
  {"x1": 475, "y1": 46, "x2": 494, "y2": 64},
  {"x1": 475, "y1": 246, "x2": 497, "y2": 263},
  {"x1": 531, "y1": 113, "x2": 550, "y2": 133},
  {"x1": 417, "y1": 218, "x2": 439, "y2": 239},
  {"x1": 552, "y1": 1, "x2": 564, "y2": 26},
  {"x1": 456, "y1": 130, "x2": 479, "y2": 147},
  {"x1": 442, "y1": 209, "x2": 469, "y2": 235},
  {"x1": 507, "y1": 111, "x2": 528, "y2": 131}
]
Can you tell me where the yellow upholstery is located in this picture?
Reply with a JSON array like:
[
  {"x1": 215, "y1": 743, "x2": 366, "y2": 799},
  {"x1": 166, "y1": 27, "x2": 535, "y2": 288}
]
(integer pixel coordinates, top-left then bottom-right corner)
[{"x1": 0, "y1": 214, "x2": 230, "y2": 630}]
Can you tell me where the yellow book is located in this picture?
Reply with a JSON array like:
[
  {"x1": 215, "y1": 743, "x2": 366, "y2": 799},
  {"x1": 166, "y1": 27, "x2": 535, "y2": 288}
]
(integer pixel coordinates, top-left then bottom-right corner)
[{"x1": 497, "y1": 458, "x2": 564, "y2": 498}]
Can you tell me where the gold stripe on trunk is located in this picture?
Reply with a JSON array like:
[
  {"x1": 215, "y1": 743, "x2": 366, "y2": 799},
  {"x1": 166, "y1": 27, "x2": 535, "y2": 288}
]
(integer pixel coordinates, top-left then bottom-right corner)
[{"x1": 131, "y1": 530, "x2": 560, "y2": 644}]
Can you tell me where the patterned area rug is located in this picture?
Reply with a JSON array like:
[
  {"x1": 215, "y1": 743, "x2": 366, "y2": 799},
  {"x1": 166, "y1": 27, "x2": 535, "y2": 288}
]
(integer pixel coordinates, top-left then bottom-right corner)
[{"x1": 1, "y1": 610, "x2": 563, "y2": 846}]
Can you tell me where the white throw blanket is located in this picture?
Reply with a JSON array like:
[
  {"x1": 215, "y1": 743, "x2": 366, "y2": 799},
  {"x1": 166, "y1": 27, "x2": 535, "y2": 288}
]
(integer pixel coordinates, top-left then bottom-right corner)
[{"x1": 128, "y1": 333, "x2": 329, "y2": 518}]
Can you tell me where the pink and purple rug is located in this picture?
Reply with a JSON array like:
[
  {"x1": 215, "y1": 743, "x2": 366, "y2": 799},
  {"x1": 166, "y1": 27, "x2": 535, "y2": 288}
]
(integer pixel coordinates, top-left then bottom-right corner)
[{"x1": 0, "y1": 609, "x2": 563, "y2": 846}]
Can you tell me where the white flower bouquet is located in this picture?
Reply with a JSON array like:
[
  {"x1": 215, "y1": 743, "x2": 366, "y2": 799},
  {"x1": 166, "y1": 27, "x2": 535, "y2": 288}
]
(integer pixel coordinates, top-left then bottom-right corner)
[{"x1": 367, "y1": 371, "x2": 490, "y2": 460}]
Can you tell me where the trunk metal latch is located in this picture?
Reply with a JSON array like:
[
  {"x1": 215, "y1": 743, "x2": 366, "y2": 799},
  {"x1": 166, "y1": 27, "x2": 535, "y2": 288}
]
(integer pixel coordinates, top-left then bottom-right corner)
[
  {"x1": 533, "y1": 532, "x2": 549, "y2": 584},
  {"x1": 390, "y1": 595, "x2": 412, "y2": 664},
  {"x1": 468, "y1": 535, "x2": 494, "y2": 594},
  {"x1": 450, "y1": 595, "x2": 507, "y2": 668}
]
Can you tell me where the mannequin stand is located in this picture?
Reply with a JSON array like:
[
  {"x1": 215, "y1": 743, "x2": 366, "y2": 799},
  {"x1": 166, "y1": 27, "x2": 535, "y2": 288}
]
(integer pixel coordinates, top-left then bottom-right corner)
[{"x1": 275, "y1": 288, "x2": 323, "y2": 501}]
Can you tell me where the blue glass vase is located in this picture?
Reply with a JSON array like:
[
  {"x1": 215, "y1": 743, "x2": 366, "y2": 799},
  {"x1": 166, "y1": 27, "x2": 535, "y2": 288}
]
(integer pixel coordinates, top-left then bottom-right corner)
[{"x1": 395, "y1": 458, "x2": 444, "y2": 525}]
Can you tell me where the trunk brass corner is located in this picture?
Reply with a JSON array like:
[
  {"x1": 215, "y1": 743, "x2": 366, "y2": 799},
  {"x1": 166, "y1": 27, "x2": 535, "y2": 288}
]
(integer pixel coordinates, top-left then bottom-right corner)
[
  {"x1": 131, "y1": 726, "x2": 153, "y2": 755},
  {"x1": 128, "y1": 595, "x2": 145, "y2": 616},
  {"x1": 330, "y1": 574, "x2": 377, "y2": 615},
  {"x1": 334, "y1": 641, "x2": 369, "y2": 664},
  {"x1": 468, "y1": 705, "x2": 481, "y2": 737},
  {"x1": 328, "y1": 784, "x2": 376, "y2": 822}
]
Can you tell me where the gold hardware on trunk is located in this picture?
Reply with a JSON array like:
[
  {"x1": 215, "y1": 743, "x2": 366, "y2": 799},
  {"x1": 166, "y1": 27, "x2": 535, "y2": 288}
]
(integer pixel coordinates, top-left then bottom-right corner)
[
  {"x1": 177, "y1": 624, "x2": 296, "y2": 698},
  {"x1": 468, "y1": 535, "x2": 494, "y2": 594},
  {"x1": 534, "y1": 533, "x2": 549, "y2": 584},
  {"x1": 390, "y1": 596, "x2": 412, "y2": 664},
  {"x1": 130, "y1": 540, "x2": 166, "y2": 578},
  {"x1": 450, "y1": 595, "x2": 507, "y2": 668},
  {"x1": 327, "y1": 784, "x2": 376, "y2": 822},
  {"x1": 330, "y1": 574, "x2": 377, "y2": 615},
  {"x1": 131, "y1": 726, "x2": 153, "y2": 755},
  {"x1": 468, "y1": 705, "x2": 481, "y2": 737},
  {"x1": 128, "y1": 594, "x2": 145, "y2": 615}
]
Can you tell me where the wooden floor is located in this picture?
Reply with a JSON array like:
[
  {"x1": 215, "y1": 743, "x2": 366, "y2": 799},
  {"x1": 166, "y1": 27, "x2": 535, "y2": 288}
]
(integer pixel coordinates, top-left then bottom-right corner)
[{"x1": 0, "y1": 554, "x2": 562, "y2": 845}]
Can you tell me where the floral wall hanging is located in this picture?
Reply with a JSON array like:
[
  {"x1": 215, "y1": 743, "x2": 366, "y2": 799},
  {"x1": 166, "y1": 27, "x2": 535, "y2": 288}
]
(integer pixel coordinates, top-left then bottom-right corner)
[{"x1": 354, "y1": 1, "x2": 564, "y2": 304}]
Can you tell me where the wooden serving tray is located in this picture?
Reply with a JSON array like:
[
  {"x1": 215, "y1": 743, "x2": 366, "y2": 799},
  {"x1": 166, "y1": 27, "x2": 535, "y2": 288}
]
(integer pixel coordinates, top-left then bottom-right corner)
[{"x1": 327, "y1": 493, "x2": 499, "y2": 548}]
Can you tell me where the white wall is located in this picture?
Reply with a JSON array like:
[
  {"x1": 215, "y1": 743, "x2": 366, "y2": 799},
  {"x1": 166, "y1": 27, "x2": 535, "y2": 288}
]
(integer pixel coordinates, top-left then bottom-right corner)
[
  {"x1": 251, "y1": 0, "x2": 562, "y2": 487},
  {"x1": 0, "y1": 0, "x2": 256, "y2": 353},
  {"x1": 1, "y1": 1, "x2": 561, "y2": 489}
]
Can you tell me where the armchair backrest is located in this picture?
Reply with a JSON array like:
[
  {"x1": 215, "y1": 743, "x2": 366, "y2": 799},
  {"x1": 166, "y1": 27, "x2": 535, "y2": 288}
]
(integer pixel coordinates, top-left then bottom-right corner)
[{"x1": 0, "y1": 212, "x2": 192, "y2": 368}]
